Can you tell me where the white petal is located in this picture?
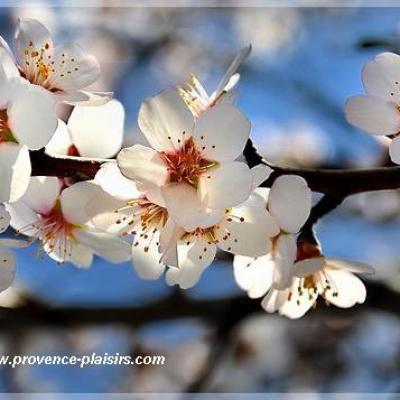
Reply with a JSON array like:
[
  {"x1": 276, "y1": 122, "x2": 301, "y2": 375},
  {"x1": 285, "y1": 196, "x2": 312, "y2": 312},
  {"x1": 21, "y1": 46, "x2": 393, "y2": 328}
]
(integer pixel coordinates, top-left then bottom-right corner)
[
  {"x1": 217, "y1": 206, "x2": 279, "y2": 257},
  {"x1": 7, "y1": 201, "x2": 38, "y2": 237},
  {"x1": 250, "y1": 164, "x2": 273, "y2": 191},
  {"x1": 68, "y1": 99, "x2": 124, "y2": 158},
  {"x1": 60, "y1": 90, "x2": 113, "y2": 106},
  {"x1": 268, "y1": 175, "x2": 311, "y2": 233},
  {"x1": 345, "y1": 95, "x2": 400, "y2": 136},
  {"x1": 162, "y1": 183, "x2": 224, "y2": 232},
  {"x1": 49, "y1": 43, "x2": 100, "y2": 92},
  {"x1": 198, "y1": 161, "x2": 252, "y2": 209},
  {"x1": 278, "y1": 278, "x2": 316, "y2": 319},
  {"x1": 326, "y1": 258, "x2": 374, "y2": 275},
  {"x1": 0, "y1": 143, "x2": 31, "y2": 203},
  {"x1": 60, "y1": 181, "x2": 102, "y2": 225},
  {"x1": 166, "y1": 238, "x2": 217, "y2": 289},
  {"x1": 272, "y1": 234, "x2": 297, "y2": 290},
  {"x1": 0, "y1": 46, "x2": 19, "y2": 83},
  {"x1": 362, "y1": 52, "x2": 400, "y2": 102},
  {"x1": 293, "y1": 257, "x2": 325, "y2": 278},
  {"x1": 131, "y1": 230, "x2": 165, "y2": 280},
  {"x1": 15, "y1": 18, "x2": 53, "y2": 68},
  {"x1": 233, "y1": 254, "x2": 274, "y2": 299},
  {"x1": 193, "y1": 103, "x2": 250, "y2": 162},
  {"x1": 138, "y1": 89, "x2": 194, "y2": 152},
  {"x1": 319, "y1": 268, "x2": 367, "y2": 308},
  {"x1": 0, "y1": 238, "x2": 29, "y2": 249},
  {"x1": 0, "y1": 248, "x2": 16, "y2": 292},
  {"x1": 242, "y1": 187, "x2": 270, "y2": 208},
  {"x1": 0, "y1": 204, "x2": 10, "y2": 234},
  {"x1": 67, "y1": 242, "x2": 94, "y2": 268},
  {"x1": 213, "y1": 45, "x2": 251, "y2": 99},
  {"x1": 45, "y1": 119, "x2": 72, "y2": 156},
  {"x1": 261, "y1": 287, "x2": 290, "y2": 314},
  {"x1": 8, "y1": 83, "x2": 57, "y2": 149},
  {"x1": 159, "y1": 217, "x2": 185, "y2": 267},
  {"x1": 20, "y1": 176, "x2": 61, "y2": 214},
  {"x1": 95, "y1": 162, "x2": 142, "y2": 200},
  {"x1": 117, "y1": 144, "x2": 168, "y2": 188},
  {"x1": 74, "y1": 228, "x2": 131, "y2": 264},
  {"x1": 389, "y1": 136, "x2": 400, "y2": 165}
]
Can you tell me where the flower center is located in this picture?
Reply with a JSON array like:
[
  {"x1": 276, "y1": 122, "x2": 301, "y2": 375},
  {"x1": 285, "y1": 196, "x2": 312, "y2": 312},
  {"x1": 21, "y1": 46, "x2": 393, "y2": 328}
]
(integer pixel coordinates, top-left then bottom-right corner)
[
  {"x1": 160, "y1": 137, "x2": 216, "y2": 186},
  {"x1": 0, "y1": 110, "x2": 17, "y2": 144}
]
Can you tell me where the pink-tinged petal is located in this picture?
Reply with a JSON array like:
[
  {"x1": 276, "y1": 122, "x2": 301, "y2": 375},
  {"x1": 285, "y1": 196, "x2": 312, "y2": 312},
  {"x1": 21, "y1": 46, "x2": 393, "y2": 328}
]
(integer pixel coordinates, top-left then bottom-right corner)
[
  {"x1": 74, "y1": 228, "x2": 131, "y2": 264},
  {"x1": 217, "y1": 206, "x2": 279, "y2": 257},
  {"x1": 95, "y1": 162, "x2": 142, "y2": 200},
  {"x1": 272, "y1": 234, "x2": 297, "y2": 290},
  {"x1": 117, "y1": 144, "x2": 168, "y2": 187},
  {"x1": 0, "y1": 143, "x2": 31, "y2": 203},
  {"x1": 198, "y1": 161, "x2": 252, "y2": 209},
  {"x1": 293, "y1": 257, "x2": 325, "y2": 278},
  {"x1": 362, "y1": 52, "x2": 400, "y2": 102},
  {"x1": 15, "y1": 18, "x2": 53, "y2": 69},
  {"x1": 8, "y1": 83, "x2": 57, "y2": 149},
  {"x1": 318, "y1": 268, "x2": 367, "y2": 308},
  {"x1": 268, "y1": 175, "x2": 311, "y2": 233},
  {"x1": 48, "y1": 43, "x2": 100, "y2": 92},
  {"x1": 60, "y1": 181, "x2": 103, "y2": 225},
  {"x1": 68, "y1": 99, "x2": 124, "y2": 158},
  {"x1": 45, "y1": 119, "x2": 72, "y2": 156},
  {"x1": 0, "y1": 248, "x2": 16, "y2": 292},
  {"x1": 233, "y1": 254, "x2": 274, "y2": 299},
  {"x1": 0, "y1": 204, "x2": 10, "y2": 234},
  {"x1": 162, "y1": 183, "x2": 224, "y2": 232},
  {"x1": 20, "y1": 176, "x2": 61, "y2": 214},
  {"x1": 389, "y1": 136, "x2": 400, "y2": 165},
  {"x1": 131, "y1": 230, "x2": 166, "y2": 280},
  {"x1": 194, "y1": 103, "x2": 250, "y2": 162},
  {"x1": 345, "y1": 95, "x2": 400, "y2": 136},
  {"x1": 326, "y1": 258, "x2": 374, "y2": 275},
  {"x1": 138, "y1": 89, "x2": 194, "y2": 152}
]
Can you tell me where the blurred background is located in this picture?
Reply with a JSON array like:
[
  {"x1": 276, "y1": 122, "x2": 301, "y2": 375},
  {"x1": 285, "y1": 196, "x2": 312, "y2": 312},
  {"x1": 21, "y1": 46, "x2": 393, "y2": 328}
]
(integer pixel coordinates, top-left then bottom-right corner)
[{"x1": 1, "y1": 3, "x2": 400, "y2": 394}]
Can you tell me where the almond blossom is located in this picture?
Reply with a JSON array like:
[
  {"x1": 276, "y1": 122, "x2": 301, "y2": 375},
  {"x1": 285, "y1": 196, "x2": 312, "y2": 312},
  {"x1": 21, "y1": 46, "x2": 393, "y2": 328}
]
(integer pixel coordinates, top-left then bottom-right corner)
[
  {"x1": 0, "y1": 47, "x2": 57, "y2": 203},
  {"x1": 345, "y1": 52, "x2": 400, "y2": 164},
  {"x1": 0, "y1": 18, "x2": 110, "y2": 105},
  {"x1": 7, "y1": 177, "x2": 131, "y2": 268},
  {"x1": 45, "y1": 99, "x2": 124, "y2": 159},
  {"x1": 178, "y1": 45, "x2": 251, "y2": 117},
  {"x1": 235, "y1": 239, "x2": 374, "y2": 319},
  {"x1": 117, "y1": 89, "x2": 253, "y2": 232}
]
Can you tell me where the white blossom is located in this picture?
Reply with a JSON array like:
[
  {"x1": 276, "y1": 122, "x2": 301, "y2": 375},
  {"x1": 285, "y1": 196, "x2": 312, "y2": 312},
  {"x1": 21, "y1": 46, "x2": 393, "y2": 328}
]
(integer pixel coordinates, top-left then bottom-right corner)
[
  {"x1": 0, "y1": 18, "x2": 110, "y2": 105},
  {"x1": 345, "y1": 52, "x2": 400, "y2": 164},
  {"x1": 7, "y1": 177, "x2": 131, "y2": 268}
]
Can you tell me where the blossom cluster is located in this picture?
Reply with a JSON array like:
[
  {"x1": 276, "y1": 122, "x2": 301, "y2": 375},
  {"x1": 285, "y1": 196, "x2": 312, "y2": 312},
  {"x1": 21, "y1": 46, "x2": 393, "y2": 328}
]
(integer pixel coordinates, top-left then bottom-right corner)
[{"x1": 0, "y1": 18, "x2": 377, "y2": 319}]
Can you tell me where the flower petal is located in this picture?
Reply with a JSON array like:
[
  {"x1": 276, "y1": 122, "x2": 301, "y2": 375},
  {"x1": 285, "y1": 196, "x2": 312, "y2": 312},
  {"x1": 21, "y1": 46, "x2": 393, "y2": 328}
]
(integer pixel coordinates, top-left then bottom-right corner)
[
  {"x1": 68, "y1": 99, "x2": 124, "y2": 158},
  {"x1": 20, "y1": 176, "x2": 61, "y2": 214},
  {"x1": 362, "y1": 52, "x2": 400, "y2": 102},
  {"x1": 198, "y1": 161, "x2": 252, "y2": 209},
  {"x1": 272, "y1": 233, "x2": 297, "y2": 290},
  {"x1": 138, "y1": 89, "x2": 194, "y2": 152},
  {"x1": 159, "y1": 217, "x2": 185, "y2": 267},
  {"x1": 7, "y1": 201, "x2": 38, "y2": 237},
  {"x1": 74, "y1": 228, "x2": 131, "y2": 264},
  {"x1": 293, "y1": 257, "x2": 325, "y2": 278},
  {"x1": 49, "y1": 43, "x2": 100, "y2": 92},
  {"x1": 268, "y1": 175, "x2": 311, "y2": 233},
  {"x1": 0, "y1": 248, "x2": 16, "y2": 292},
  {"x1": 60, "y1": 90, "x2": 113, "y2": 106},
  {"x1": 326, "y1": 258, "x2": 375, "y2": 275},
  {"x1": 193, "y1": 103, "x2": 250, "y2": 162},
  {"x1": 250, "y1": 164, "x2": 273, "y2": 190},
  {"x1": 0, "y1": 143, "x2": 31, "y2": 203},
  {"x1": 345, "y1": 95, "x2": 400, "y2": 136},
  {"x1": 8, "y1": 83, "x2": 57, "y2": 149},
  {"x1": 217, "y1": 206, "x2": 279, "y2": 257},
  {"x1": 117, "y1": 144, "x2": 168, "y2": 188},
  {"x1": 389, "y1": 136, "x2": 400, "y2": 165},
  {"x1": 233, "y1": 254, "x2": 274, "y2": 299},
  {"x1": 162, "y1": 183, "x2": 224, "y2": 232},
  {"x1": 261, "y1": 287, "x2": 291, "y2": 314},
  {"x1": 45, "y1": 119, "x2": 72, "y2": 156}
]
